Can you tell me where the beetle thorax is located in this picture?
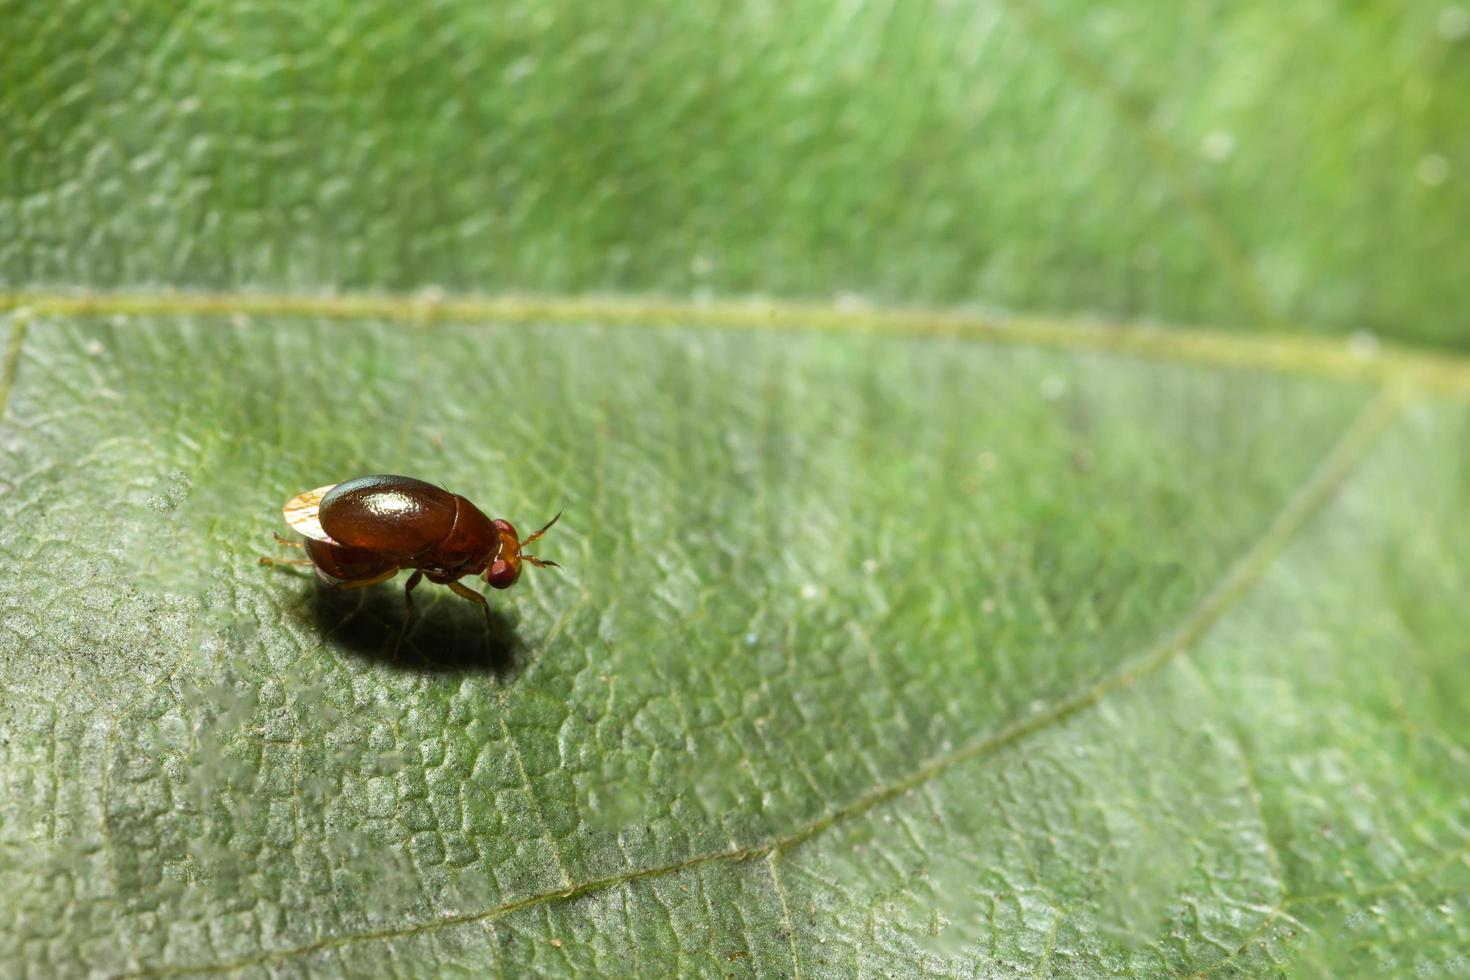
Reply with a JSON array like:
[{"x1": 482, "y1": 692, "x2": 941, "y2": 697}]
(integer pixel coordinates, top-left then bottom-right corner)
[{"x1": 429, "y1": 495, "x2": 502, "y2": 576}]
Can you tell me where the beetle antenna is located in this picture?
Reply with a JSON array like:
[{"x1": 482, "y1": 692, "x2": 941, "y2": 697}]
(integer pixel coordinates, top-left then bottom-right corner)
[
  {"x1": 518, "y1": 509, "x2": 562, "y2": 570},
  {"x1": 519, "y1": 509, "x2": 562, "y2": 548}
]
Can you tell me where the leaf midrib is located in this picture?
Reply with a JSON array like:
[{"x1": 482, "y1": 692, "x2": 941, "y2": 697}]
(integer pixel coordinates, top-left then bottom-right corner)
[
  {"x1": 6, "y1": 290, "x2": 1470, "y2": 396},
  {"x1": 112, "y1": 385, "x2": 1403, "y2": 979}
]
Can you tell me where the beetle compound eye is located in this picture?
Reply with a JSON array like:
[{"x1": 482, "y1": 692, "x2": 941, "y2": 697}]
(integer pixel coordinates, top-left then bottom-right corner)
[{"x1": 486, "y1": 559, "x2": 520, "y2": 590}]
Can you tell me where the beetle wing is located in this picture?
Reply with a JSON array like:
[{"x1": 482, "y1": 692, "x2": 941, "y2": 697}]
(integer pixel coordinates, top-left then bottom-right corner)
[{"x1": 282, "y1": 483, "x2": 339, "y2": 543}]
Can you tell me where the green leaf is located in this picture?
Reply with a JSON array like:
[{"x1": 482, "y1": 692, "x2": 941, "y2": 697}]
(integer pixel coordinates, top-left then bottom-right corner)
[
  {"x1": 3, "y1": 2, "x2": 1470, "y2": 978},
  {"x1": 5, "y1": 0, "x2": 1470, "y2": 348}
]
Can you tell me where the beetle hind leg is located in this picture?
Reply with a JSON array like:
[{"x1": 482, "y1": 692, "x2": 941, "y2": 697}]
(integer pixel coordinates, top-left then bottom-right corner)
[
  {"x1": 262, "y1": 531, "x2": 311, "y2": 570},
  {"x1": 259, "y1": 555, "x2": 313, "y2": 568}
]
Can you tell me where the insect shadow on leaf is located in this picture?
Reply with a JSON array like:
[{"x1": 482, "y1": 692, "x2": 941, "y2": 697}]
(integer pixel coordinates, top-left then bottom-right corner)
[{"x1": 292, "y1": 578, "x2": 526, "y2": 680}]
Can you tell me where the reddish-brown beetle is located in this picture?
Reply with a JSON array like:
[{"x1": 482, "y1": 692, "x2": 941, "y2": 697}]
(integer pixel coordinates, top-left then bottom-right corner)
[{"x1": 261, "y1": 474, "x2": 559, "y2": 614}]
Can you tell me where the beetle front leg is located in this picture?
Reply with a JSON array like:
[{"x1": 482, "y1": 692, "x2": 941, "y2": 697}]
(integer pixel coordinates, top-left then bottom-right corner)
[
  {"x1": 447, "y1": 579, "x2": 489, "y2": 611},
  {"x1": 446, "y1": 579, "x2": 497, "y2": 633}
]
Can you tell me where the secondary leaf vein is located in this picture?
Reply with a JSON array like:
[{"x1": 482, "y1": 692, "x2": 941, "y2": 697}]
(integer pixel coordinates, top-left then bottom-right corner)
[
  {"x1": 121, "y1": 381, "x2": 1404, "y2": 979},
  {"x1": 0, "y1": 312, "x2": 30, "y2": 427},
  {"x1": 992, "y1": 0, "x2": 1279, "y2": 328}
]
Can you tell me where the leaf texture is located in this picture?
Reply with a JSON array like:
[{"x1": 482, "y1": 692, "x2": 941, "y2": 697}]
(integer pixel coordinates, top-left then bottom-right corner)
[{"x1": 3, "y1": 1, "x2": 1470, "y2": 978}]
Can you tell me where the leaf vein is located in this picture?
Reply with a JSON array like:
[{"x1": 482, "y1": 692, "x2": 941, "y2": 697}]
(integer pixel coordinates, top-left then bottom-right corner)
[
  {"x1": 118, "y1": 388, "x2": 1402, "y2": 979},
  {"x1": 992, "y1": 0, "x2": 1278, "y2": 328},
  {"x1": 767, "y1": 852, "x2": 803, "y2": 980},
  {"x1": 8, "y1": 290, "x2": 1470, "y2": 395},
  {"x1": 0, "y1": 312, "x2": 30, "y2": 428}
]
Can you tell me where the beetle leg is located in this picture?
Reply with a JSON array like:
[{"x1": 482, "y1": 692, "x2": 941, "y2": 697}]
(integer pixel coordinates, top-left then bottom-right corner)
[
  {"x1": 271, "y1": 532, "x2": 304, "y2": 549},
  {"x1": 403, "y1": 570, "x2": 424, "y2": 613},
  {"x1": 390, "y1": 571, "x2": 425, "y2": 662},
  {"x1": 447, "y1": 579, "x2": 489, "y2": 610},
  {"x1": 447, "y1": 579, "x2": 496, "y2": 634},
  {"x1": 259, "y1": 555, "x2": 313, "y2": 568}
]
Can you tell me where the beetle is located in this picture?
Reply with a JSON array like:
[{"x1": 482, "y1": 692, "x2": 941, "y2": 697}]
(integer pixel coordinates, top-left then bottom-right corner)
[{"x1": 261, "y1": 474, "x2": 559, "y2": 615}]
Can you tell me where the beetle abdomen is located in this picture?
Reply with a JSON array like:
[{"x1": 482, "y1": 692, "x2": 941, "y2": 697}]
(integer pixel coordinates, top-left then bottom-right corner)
[
  {"x1": 319, "y1": 474, "x2": 457, "y2": 558},
  {"x1": 305, "y1": 538, "x2": 399, "y2": 583}
]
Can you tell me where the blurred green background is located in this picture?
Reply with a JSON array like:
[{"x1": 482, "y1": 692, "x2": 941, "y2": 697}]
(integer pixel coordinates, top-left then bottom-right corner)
[{"x1": 4, "y1": 0, "x2": 1469, "y2": 346}]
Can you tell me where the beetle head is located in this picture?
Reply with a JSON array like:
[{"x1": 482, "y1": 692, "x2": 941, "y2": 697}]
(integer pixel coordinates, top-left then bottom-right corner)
[{"x1": 485, "y1": 512, "x2": 561, "y2": 589}]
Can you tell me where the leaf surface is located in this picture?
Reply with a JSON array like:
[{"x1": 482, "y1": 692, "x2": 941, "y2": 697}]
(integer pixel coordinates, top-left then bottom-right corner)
[{"x1": 3, "y1": 2, "x2": 1470, "y2": 978}]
